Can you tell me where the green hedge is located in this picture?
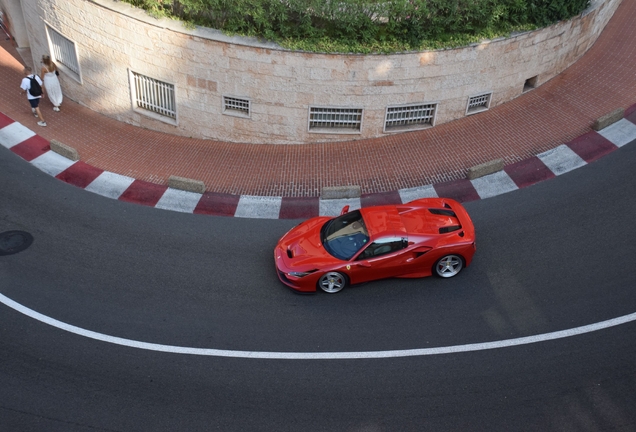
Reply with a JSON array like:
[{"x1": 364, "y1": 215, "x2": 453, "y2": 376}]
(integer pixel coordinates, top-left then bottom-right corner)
[{"x1": 124, "y1": 0, "x2": 590, "y2": 53}]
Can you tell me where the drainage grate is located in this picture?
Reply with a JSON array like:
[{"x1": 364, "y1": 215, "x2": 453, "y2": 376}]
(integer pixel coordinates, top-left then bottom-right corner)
[
  {"x1": 466, "y1": 92, "x2": 492, "y2": 115},
  {"x1": 0, "y1": 231, "x2": 34, "y2": 256}
]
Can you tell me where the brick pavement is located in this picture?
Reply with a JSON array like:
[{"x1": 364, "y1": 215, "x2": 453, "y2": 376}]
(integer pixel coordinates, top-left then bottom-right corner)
[{"x1": 1, "y1": 0, "x2": 635, "y2": 198}]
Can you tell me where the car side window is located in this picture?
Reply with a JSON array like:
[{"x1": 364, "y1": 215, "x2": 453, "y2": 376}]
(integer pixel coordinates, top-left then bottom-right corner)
[{"x1": 357, "y1": 238, "x2": 407, "y2": 260}]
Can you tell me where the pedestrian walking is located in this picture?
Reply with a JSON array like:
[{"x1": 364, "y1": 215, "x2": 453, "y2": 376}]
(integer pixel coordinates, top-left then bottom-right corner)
[
  {"x1": 40, "y1": 55, "x2": 63, "y2": 111},
  {"x1": 20, "y1": 66, "x2": 46, "y2": 127}
]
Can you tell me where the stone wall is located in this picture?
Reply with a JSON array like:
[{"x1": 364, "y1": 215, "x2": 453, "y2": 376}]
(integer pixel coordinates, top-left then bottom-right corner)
[{"x1": 19, "y1": 0, "x2": 621, "y2": 144}]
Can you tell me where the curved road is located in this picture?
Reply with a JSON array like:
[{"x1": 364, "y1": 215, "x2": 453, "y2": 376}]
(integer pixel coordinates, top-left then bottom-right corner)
[{"x1": 1, "y1": 140, "x2": 635, "y2": 431}]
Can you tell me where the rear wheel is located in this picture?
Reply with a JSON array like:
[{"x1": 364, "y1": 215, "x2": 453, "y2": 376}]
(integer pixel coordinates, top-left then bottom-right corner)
[
  {"x1": 318, "y1": 272, "x2": 347, "y2": 293},
  {"x1": 434, "y1": 255, "x2": 464, "y2": 278}
]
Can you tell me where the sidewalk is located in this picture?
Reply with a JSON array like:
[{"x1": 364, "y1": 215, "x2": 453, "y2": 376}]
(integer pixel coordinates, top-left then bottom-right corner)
[{"x1": 1, "y1": 0, "x2": 635, "y2": 205}]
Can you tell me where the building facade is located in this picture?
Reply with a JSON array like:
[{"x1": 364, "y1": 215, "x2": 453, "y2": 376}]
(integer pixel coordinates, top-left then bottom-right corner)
[{"x1": 0, "y1": 0, "x2": 621, "y2": 144}]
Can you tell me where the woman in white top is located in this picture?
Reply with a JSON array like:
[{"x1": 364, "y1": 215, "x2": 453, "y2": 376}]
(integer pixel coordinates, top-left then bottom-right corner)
[{"x1": 40, "y1": 55, "x2": 63, "y2": 112}]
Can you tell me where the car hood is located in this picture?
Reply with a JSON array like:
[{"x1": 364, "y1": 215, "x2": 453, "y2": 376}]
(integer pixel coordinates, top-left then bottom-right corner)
[{"x1": 276, "y1": 217, "x2": 341, "y2": 270}]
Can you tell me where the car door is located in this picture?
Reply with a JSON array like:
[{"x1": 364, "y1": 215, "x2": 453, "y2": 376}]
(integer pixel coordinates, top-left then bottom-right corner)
[{"x1": 347, "y1": 237, "x2": 409, "y2": 284}]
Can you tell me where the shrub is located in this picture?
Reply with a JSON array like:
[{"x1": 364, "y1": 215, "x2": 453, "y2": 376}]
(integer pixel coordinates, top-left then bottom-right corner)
[{"x1": 123, "y1": 0, "x2": 590, "y2": 53}]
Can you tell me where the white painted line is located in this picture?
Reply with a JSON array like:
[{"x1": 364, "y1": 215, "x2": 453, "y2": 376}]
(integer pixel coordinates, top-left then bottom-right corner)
[
  {"x1": 598, "y1": 118, "x2": 636, "y2": 148},
  {"x1": 319, "y1": 197, "x2": 362, "y2": 217},
  {"x1": 1, "y1": 291, "x2": 635, "y2": 359},
  {"x1": 398, "y1": 184, "x2": 438, "y2": 203},
  {"x1": 0, "y1": 122, "x2": 36, "y2": 149},
  {"x1": 537, "y1": 144, "x2": 586, "y2": 176},
  {"x1": 234, "y1": 195, "x2": 283, "y2": 219},
  {"x1": 85, "y1": 171, "x2": 136, "y2": 199},
  {"x1": 155, "y1": 188, "x2": 202, "y2": 213},
  {"x1": 30, "y1": 150, "x2": 77, "y2": 177},
  {"x1": 471, "y1": 170, "x2": 519, "y2": 199}
]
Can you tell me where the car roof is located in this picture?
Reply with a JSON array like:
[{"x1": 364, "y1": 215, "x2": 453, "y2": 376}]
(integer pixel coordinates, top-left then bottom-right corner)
[
  {"x1": 360, "y1": 206, "x2": 406, "y2": 239},
  {"x1": 360, "y1": 203, "x2": 464, "y2": 238}
]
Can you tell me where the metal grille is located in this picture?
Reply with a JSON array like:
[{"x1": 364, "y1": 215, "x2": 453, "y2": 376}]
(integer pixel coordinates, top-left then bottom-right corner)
[
  {"x1": 467, "y1": 93, "x2": 491, "y2": 114},
  {"x1": 47, "y1": 26, "x2": 80, "y2": 76},
  {"x1": 132, "y1": 72, "x2": 176, "y2": 119},
  {"x1": 385, "y1": 103, "x2": 436, "y2": 130},
  {"x1": 309, "y1": 107, "x2": 362, "y2": 130},
  {"x1": 224, "y1": 96, "x2": 250, "y2": 116}
]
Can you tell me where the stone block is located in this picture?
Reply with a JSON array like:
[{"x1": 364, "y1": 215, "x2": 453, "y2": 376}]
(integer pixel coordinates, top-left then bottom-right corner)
[
  {"x1": 321, "y1": 185, "x2": 361, "y2": 200},
  {"x1": 168, "y1": 175, "x2": 206, "y2": 194},
  {"x1": 592, "y1": 108, "x2": 624, "y2": 131},
  {"x1": 50, "y1": 139, "x2": 79, "y2": 161},
  {"x1": 467, "y1": 158, "x2": 504, "y2": 180}
]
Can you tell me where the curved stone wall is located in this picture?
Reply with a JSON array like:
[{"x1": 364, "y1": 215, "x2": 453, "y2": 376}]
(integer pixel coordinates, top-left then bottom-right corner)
[{"x1": 19, "y1": 0, "x2": 621, "y2": 144}]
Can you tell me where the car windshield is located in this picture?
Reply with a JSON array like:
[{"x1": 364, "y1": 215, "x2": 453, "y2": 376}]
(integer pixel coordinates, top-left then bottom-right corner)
[{"x1": 321, "y1": 210, "x2": 370, "y2": 260}]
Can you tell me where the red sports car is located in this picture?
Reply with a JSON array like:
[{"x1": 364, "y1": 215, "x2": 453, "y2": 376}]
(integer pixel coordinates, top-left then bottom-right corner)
[{"x1": 274, "y1": 198, "x2": 476, "y2": 293}]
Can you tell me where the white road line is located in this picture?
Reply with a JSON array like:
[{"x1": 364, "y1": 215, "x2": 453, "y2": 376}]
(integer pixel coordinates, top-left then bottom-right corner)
[
  {"x1": 319, "y1": 197, "x2": 362, "y2": 216},
  {"x1": 1, "y1": 292, "x2": 634, "y2": 359},
  {"x1": 234, "y1": 195, "x2": 283, "y2": 219},
  {"x1": 399, "y1": 184, "x2": 438, "y2": 203},
  {"x1": 85, "y1": 171, "x2": 136, "y2": 199},
  {"x1": 598, "y1": 118, "x2": 636, "y2": 148},
  {"x1": 471, "y1": 171, "x2": 519, "y2": 199},
  {"x1": 537, "y1": 144, "x2": 586, "y2": 176},
  {"x1": 31, "y1": 151, "x2": 77, "y2": 177},
  {"x1": 155, "y1": 188, "x2": 202, "y2": 213},
  {"x1": 0, "y1": 122, "x2": 36, "y2": 149}
]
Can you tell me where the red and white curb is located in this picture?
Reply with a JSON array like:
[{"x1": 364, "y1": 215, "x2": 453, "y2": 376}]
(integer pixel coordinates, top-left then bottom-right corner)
[{"x1": 2, "y1": 115, "x2": 635, "y2": 219}]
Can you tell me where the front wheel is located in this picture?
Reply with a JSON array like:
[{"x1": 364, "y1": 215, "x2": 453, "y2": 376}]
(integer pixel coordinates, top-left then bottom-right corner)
[
  {"x1": 318, "y1": 272, "x2": 347, "y2": 293},
  {"x1": 434, "y1": 255, "x2": 464, "y2": 278}
]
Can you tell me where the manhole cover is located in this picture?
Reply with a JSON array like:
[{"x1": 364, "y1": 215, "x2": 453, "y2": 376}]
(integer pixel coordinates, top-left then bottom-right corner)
[{"x1": 0, "y1": 231, "x2": 34, "y2": 256}]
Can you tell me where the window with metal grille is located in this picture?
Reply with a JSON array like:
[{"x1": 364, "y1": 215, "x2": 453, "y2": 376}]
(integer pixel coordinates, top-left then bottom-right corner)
[
  {"x1": 466, "y1": 92, "x2": 492, "y2": 115},
  {"x1": 223, "y1": 96, "x2": 250, "y2": 118},
  {"x1": 45, "y1": 24, "x2": 80, "y2": 81},
  {"x1": 384, "y1": 103, "x2": 437, "y2": 132},
  {"x1": 309, "y1": 107, "x2": 363, "y2": 132},
  {"x1": 131, "y1": 71, "x2": 176, "y2": 120}
]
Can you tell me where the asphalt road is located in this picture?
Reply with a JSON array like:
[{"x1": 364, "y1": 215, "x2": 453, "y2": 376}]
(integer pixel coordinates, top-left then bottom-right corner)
[{"x1": 1, "y1": 139, "x2": 635, "y2": 431}]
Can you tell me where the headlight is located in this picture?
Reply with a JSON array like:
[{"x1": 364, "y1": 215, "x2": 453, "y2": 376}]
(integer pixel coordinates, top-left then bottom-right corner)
[{"x1": 288, "y1": 270, "x2": 316, "y2": 278}]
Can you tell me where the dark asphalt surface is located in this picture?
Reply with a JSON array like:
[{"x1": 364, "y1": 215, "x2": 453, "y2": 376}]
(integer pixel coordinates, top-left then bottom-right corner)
[{"x1": 1, "y1": 139, "x2": 635, "y2": 431}]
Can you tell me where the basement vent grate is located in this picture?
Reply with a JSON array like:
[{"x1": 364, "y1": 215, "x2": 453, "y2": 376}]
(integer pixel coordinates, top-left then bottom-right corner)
[
  {"x1": 384, "y1": 103, "x2": 437, "y2": 132},
  {"x1": 223, "y1": 96, "x2": 251, "y2": 118},
  {"x1": 466, "y1": 92, "x2": 492, "y2": 115},
  {"x1": 309, "y1": 107, "x2": 363, "y2": 133}
]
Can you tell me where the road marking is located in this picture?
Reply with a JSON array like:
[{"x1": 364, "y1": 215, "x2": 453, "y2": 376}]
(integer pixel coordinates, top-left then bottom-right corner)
[
  {"x1": 0, "y1": 122, "x2": 36, "y2": 149},
  {"x1": 234, "y1": 195, "x2": 283, "y2": 219},
  {"x1": 471, "y1": 170, "x2": 519, "y2": 199},
  {"x1": 31, "y1": 151, "x2": 77, "y2": 177},
  {"x1": 537, "y1": 144, "x2": 586, "y2": 176},
  {"x1": 1, "y1": 292, "x2": 634, "y2": 360}
]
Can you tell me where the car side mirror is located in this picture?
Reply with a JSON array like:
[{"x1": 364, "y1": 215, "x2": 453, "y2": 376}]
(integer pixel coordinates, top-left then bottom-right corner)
[{"x1": 340, "y1": 205, "x2": 350, "y2": 215}]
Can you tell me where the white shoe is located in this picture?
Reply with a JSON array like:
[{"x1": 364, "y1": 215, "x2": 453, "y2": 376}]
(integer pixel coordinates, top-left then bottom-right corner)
[
  {"x1": 53, "y1": 107, "x2": 60, "y2": 112},
  {"x1": 37, "y1": 121, "x2": 47, "y2": 127}
]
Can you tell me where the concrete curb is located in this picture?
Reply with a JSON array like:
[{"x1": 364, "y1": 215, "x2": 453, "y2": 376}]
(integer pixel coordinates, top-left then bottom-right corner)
[
  {"x1": 593, "y1": 108, "x2": 624, "y2": 131},
  {"x1": 2, "y1": 109, "x2": 635, "y2": 220},
  {"x1": 50, "y1": 139, "x2": 79, "y2": 161},
  {"x1": 321, "y1": 185, "x2": 362, "y2": 199},
  {"x1": 466, "y1": 158, "x2": 504, "y2": 180},
  {"x1": 168, "y1": 175, "x2": 206, "y2": 194}
]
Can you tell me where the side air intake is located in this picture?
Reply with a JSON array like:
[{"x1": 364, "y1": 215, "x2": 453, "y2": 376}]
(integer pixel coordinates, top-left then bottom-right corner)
[
  {"x1": 439, "y1": 226, "x2": 461, "y2": 234},
  {"x1": 429, "y1": 208, "x2": 456, "y2": 217}
]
